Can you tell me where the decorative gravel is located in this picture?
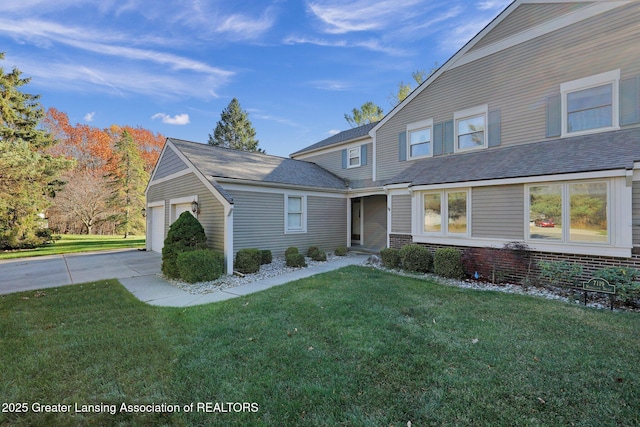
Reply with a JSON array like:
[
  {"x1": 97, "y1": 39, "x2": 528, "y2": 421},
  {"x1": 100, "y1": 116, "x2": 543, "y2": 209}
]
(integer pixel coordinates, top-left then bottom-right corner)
[
  {"x1": 169, "y1": 252, "x2": 365, "y2": 295},
  {"x1": 167, "y1": 253, "x2": 636, "y2": 311}
]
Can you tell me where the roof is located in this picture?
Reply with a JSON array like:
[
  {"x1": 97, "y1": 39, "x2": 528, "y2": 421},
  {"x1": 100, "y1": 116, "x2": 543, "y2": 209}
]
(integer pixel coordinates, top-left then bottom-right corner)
[
  {"x1": 168, "y1": 138, "x2": 347, "y2": 193},
  {"x1": 386, "y1": 128, "x2": 640, "y2": 187},
  {"x1": 290, "y1": 121, "x2": 378, "y2": 157}
]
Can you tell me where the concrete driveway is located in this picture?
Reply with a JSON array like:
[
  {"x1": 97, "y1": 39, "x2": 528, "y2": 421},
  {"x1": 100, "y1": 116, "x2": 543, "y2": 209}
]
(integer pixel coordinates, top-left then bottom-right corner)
[{"x1": 0, "y1": 249, "x2": 162, "y2": 295}]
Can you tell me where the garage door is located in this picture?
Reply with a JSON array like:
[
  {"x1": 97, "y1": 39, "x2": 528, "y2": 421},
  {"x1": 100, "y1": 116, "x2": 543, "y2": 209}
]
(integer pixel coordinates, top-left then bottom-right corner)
[
  {"x1": 150, "y1": 206, "x2": 165, "y2": 253},
  {"x1": 172, "y1": 203, "x2": 192, "y2": 223}
]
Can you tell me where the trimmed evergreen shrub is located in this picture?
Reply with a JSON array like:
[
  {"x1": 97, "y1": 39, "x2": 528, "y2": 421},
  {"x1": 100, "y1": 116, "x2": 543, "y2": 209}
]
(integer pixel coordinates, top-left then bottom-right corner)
[
  {"x1": 309, "y1": 248, "x2": 327, "y2": 262},
  {"x1": 286, "y1": 253, "x2": 307, "y2": 268},
  {"x1": 380, "y1": 247, "x2": 401, "y2": 269},
  {"x1": 334, "y1": 246, "x2": 348, "y2": 256},
  {"x1": 399, "y1": 244, "x2": 433, "y2": 273},
  {"x1": 285, "y1": 247, "x2": 299, "y2": 257},
  {"x1": 434, "y1": 248, "x2": 465, "y2": 279},
  {"x1": 176, "y1": 249, "x2": 224, "y2": 284},
  {"x1": 260, "y1": 249, "x2": 272, "y2": 265},
  {"x1": 161, "y1": 211, "x2": 207, "y2": 279},
  {"x1": 235, "y1": 248, "x2": 262, "y2": 274},
  {"x1": 307, "y1": 246, "x2": 320, "y2": 257}
]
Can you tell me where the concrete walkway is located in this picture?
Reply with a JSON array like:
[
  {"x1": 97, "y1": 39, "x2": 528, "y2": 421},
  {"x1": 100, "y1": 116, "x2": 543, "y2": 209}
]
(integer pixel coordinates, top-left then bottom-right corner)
[{"x1": 0, "y1": 249, "x2": 369, "y2": 307}]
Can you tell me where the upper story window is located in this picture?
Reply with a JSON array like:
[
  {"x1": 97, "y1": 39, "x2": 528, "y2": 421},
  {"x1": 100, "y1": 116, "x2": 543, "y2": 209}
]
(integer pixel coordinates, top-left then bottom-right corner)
[
  {"x1": 561, "y1": 70, "x2": 619, "y2": 137},
  {"x1": 347, "y1": 147, "x2": 361, "y2": 168},
  {"x1": 407, "y1": 119, "x2": 433, "y2": 160},
  {"x1": 454, "y1": 105, "x2": 487, "y2": 152}
]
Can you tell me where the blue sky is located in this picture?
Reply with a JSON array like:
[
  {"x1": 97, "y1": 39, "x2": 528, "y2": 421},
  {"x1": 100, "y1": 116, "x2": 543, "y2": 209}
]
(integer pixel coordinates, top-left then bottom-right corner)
[{"x1": 1, "y1": 0, "x2": 512, "y2": 157}]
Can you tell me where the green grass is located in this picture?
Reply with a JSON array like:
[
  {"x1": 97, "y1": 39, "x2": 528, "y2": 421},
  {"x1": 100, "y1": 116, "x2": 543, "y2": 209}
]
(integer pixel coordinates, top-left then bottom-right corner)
[
  {"x1": 1, "y1": 267, "x2": 638, "y2": 426},
  {"x1": 0, "y1": 234, "x2": 145, "y2": 260}
]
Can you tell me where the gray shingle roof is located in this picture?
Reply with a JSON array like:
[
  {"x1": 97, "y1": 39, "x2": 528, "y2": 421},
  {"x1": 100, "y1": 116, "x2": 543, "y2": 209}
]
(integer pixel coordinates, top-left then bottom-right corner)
[
  {"x1": 169, "y1": 138, "x2": 347, "y2": 194},
  {"x1": 387, "y1": 128, "x2": 640, "y2": 186},
  {"x1": 290, "y1": 121, "x2": 378, "y2": 156}
]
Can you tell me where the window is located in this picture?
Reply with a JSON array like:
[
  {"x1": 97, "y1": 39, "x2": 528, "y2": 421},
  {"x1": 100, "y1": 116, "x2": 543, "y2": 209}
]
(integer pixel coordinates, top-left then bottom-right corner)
[
  {"x1": 407, "y1": 119, "x2": 433, "y2": 159},
  {"x1": 347, "y1": 147, "x2": 361, "y2": 168},
  {"x1": 528, "y1": 181, "x2": 608, "y2": 244},
  {"x1": 454, "y1": 105, "x2": 487, "y2": 152},
  {"x1": 561, "y1": 70, "x2": 619, "y2": 137},
  {"x1": 285, "y1": 195, "x2": 306, "y2": 233},
  {"x1": 422, "y1": 190, "x2": 468, "y2": 236}
]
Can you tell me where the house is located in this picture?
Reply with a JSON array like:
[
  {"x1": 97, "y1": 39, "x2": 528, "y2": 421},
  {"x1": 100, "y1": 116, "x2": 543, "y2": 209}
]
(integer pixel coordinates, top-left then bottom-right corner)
[{"x1": 147, "y1": 0, "x2": 640, "y2": 278}]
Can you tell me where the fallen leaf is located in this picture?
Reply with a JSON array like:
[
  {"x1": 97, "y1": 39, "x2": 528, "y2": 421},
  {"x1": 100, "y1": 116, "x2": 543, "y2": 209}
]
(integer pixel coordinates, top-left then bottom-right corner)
[
  {"x1": 471, "y1": 338, "x2": 479, "y2": 344},
  {"x1": 308, "y1": 346, "x2": 314, "y2": 351},
  {"x1": 537, "y1": 397, "x2": 546, "y2": 404}
]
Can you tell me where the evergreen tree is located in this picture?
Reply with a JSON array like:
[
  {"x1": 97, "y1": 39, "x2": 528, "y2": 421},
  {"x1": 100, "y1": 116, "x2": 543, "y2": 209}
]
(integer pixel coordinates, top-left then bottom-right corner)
[
  {"x1": 0, "y1": 53, "x2": 73, "y2": 249},
  {"x1": 106, "y1": 129, "x2": 148, "y2": 238},
  {"x1": 208, "y1": 98, "x2": 263, "y2": 152}
]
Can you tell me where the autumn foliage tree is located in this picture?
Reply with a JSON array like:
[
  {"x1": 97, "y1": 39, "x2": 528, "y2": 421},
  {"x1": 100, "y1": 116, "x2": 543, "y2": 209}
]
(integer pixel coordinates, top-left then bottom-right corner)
[{"x1": 42, "y1": 108, "x2": 164, "y2": 235}]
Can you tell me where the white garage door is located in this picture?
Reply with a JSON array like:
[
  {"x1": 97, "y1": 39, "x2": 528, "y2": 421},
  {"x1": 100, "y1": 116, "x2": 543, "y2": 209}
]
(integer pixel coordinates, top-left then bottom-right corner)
[
  {"x1": 172, "y1": 203, "x2": 192, "y2": 223},
  {"x1": 150, "y1": 206, "x2": 165, "y2": 253}
]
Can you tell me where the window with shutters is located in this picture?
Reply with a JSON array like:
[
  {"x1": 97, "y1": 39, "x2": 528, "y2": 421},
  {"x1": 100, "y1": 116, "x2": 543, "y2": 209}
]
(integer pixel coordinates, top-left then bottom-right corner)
[
  {"x1": 454, "y1": 105, "x2": 487, "y2": 152},
  {"x1": 406, "y1": 119, "x2": 433, "y2": 160},
  {"x1": 561, "y1": 70, "x2": 620, "y2": 137},
  {"x1": 347, "y1": 147, "x2": 361, "y2": 168}
]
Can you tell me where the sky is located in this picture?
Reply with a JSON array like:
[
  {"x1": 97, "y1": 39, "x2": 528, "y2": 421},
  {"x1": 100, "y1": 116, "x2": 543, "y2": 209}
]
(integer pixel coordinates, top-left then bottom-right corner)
[{"x1": 0, "y1": 0, "x2": 512, "y2": 158}]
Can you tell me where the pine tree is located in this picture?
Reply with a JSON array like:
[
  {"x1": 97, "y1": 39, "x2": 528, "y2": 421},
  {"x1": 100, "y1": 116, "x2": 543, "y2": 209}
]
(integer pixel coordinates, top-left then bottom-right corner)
[
  {"x1": 0, "y1": 53, "x2": 73, "y2": 249},
  {"x1": 106, "y1": 129, "x2": 148, "y2": 238},
  {"x1": 208, "y1": 98, "x2": 263, "y2": 152}
]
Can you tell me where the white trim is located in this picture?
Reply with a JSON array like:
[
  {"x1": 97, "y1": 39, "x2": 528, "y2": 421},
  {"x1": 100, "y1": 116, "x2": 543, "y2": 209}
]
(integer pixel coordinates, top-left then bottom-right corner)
[
  {"x1": 147, "y1": 200, "x2": 165, "y2": 208},
  {"x1": 169, "y1": 195, "x2": 198, "y2": 223},
  {"x1": 405, "y1": 168, "x2": 628, "y2": 192},
  {"x1": 406, "y1": 118, "x2": 434, "y2": 160},
  {"x1": 454, "y1": 105, "x2": 488, "y2": 153},
  {"x1": 284, "y1": 194, "x2": 307, "y2": 234},
  {"x1": 225, "y1": 207, "x2": 234, "y2": 274},
  {"x1": 146, "y1": 200, "x2": 166, "y2": 252},
  {"x1": 372, "y1": 133, "x2": 377, "y2": 182},
  {"x1": 560, "y1": 69, "x2": 620, "y2": 138},
  {"x1": 347, "y1": 146, "x2": 362, "y2": 168},
  {"x1": 147, "y1": 168, "x2": 192, "y2": 186}
]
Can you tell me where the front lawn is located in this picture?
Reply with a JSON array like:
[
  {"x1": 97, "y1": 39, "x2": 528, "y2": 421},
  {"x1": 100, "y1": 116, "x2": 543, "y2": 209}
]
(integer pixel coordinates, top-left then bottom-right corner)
[
  {"x1": 1, "y1": 267, "x2": 638, "y2": 426},
  {"x1": 0, "y1": 234, "x2": 145, "y2": 260}
]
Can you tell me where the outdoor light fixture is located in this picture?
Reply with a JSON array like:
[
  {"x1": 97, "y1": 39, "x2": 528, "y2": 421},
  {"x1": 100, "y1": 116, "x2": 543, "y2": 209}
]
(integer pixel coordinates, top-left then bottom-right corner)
[
  {"x1": 191, "y1": 200, "x2": 199, "y2": 214},
  {"x1": 141, "y1": 208, "x2": 146, "y2": 218}
]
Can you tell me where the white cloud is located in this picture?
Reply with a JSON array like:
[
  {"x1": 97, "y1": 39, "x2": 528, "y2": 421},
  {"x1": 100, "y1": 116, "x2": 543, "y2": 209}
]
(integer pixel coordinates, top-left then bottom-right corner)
[
  {"x1": 307, "y1": 0, "x2": 421, "y2": 34},
  {"x1": 84, "y1": 112, "x2": 95, "y2": 122},
  {"x1": 309, "y1": 79, "x2": 352, "y2": 91},
  {"x1": 476, "y1": 0, "x2": 512, "y2": 11},
  {"x1": 328, "y1": 129, "x2": 341, "y2": 135},
  {"x1": 152, "y1": 113, "x2": 190, "y2": 125}
]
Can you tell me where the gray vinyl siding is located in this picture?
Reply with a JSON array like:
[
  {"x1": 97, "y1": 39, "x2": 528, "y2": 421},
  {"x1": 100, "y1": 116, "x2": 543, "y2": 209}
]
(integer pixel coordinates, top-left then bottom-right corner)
[
  {"x1": 375, "y1": 2, "x2": 640, "y2": 182},
  {"x1": 301, "y1": 142, "x2": 373, "y2": 182},
  {"x1": 153, "y1": 146, "x2": 188, "y2": 180},
  {"x1": 633, "y1": 181, "x2": 640, "y2": 246},
  {"x1": 363, "y1": 195, "x2": 387, "y2": 250},
  {"x1": 228, "y1": 189, "x2": 347, "y2": 257},
  {"x1": 391, "y1": 194, "x2": 411, "y2": 234},
  {"x1": 471, "y1": 185, "x2": 524, "y2": 240},
  {"x1": 146, "y1": 172, "x2": 225, "y2": 252},
  {"x1": 471, "y1": 3, "x2": 591, "y2": 51}
]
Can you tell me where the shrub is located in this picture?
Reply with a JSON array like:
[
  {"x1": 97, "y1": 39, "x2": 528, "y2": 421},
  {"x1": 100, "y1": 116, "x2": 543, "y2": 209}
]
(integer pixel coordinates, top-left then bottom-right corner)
[
  {"x1": 162, "y1": 212, "x2": 207, "y2": 279},
  {"x1": 285, "y1": 247, "x2": 299, "y2": 257},
  {"x1": 399, "y1": 244, "x2": 433, "y2": 273},
  {"x1": 593, "y1": 267, "x2": 640, "y2": 303},
  {"x1": 260, "y1": 249, "x2": 272, "y2": 265},
  {"x1": 538, "y1": 261, "x2": 583, "y2": 288},
  {"x1": 176, "y1": 249, "x2": 224, "y2": 284},
  {"x1": 380, "y1": 248, "x2": 401, "y2": 269},
  {"x1": 434, "y1": 248, "x2": 465, "y2": 279},
  {"x1": 235, "y1": 248, "x2": 262, "y2": 274},
  {"x1": 310, "y1": 249, "x2": 327, "y2": 262},
  {"x1": 307, "y1": 246, "x2": 320, "y2": 257},
  {"x1": 334, "y1": 246, "x2": 348, "y2": 256},
  {"x1": 286, "y1": 253, "x2": 307, "y2": 268}
]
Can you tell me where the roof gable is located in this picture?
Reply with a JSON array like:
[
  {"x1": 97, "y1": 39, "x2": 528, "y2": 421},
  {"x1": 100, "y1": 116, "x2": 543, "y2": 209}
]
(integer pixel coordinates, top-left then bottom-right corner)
[
  {"x1": 291, "y1": 121, "x2": 377, "y2": 157},
  {"x1": 169, "y1": 138, "x2": 347, "y2": 190}
]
